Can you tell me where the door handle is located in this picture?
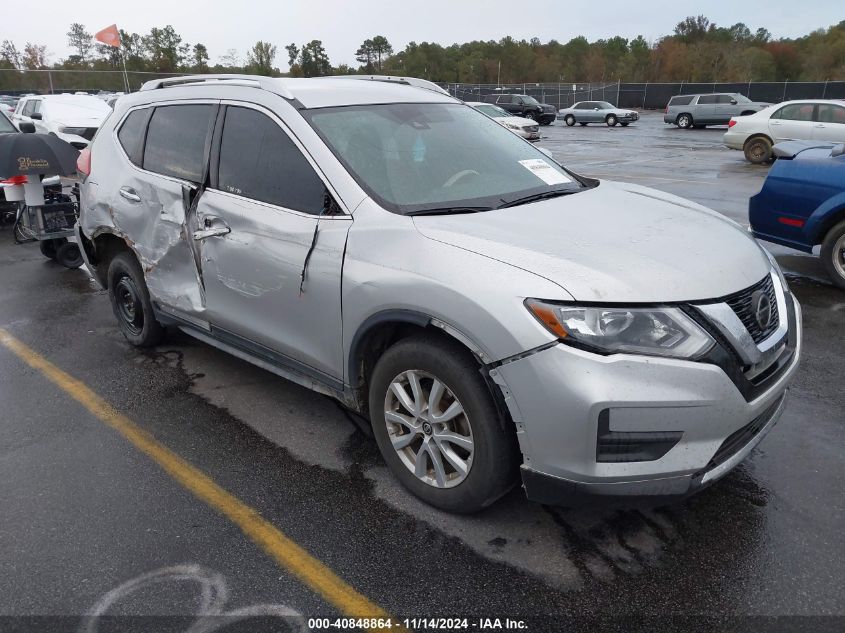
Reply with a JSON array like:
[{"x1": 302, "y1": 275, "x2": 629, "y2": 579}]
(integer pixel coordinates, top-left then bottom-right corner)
[
  {"x1": 814, "y1": 124, "x2": 825, "y2": 128},
  {"x1": 119, "y1": 186, "x2": 141, "y2": 202},
  {"x1": 193, "y1": 217, "x2": 230, "y2": 241}
]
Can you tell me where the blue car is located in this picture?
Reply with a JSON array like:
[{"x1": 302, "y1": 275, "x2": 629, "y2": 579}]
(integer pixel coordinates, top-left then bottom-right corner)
[{"x1": 749, "y1": 141, "x2": 845, "y2": 289}]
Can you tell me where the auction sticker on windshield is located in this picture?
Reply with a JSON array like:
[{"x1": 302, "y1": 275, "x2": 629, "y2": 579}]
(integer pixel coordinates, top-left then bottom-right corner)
[{"x1": 518, "y1": 159, "x2": 571, "y2": 185}]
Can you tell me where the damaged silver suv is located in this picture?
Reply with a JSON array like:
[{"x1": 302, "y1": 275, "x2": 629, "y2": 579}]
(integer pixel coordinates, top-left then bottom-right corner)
[{"x1": 76, "y1": 75, "x2": 801, "y2": 513}]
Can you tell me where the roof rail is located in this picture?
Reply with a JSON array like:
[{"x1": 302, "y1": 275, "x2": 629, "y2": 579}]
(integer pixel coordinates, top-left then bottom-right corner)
[
  {"x1": 139, "y1": 74, "x2": 295, "y2": 99},
  {"x1": 324, "y1": 75, "x2": 450, "y2": 96}
]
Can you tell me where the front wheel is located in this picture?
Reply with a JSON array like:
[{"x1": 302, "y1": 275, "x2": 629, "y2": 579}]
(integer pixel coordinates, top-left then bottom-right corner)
[
  {"x1": 606, "y1": 114, "x2": 618, "y2": 127},
  {"x1": 821, "y1": 220, "x2": 845, "y2": 290},
  {"x1": 369, "y1": 335, "x2": 518, "y2": 513},
  {"x1": 107, "y1": 252, "x2": 164, "y2": 346},
  {"x1": 564, "y1": 115, "x2": 575, "y2": 126},
  {"x1": 525, "y1": 111, "x2": 537, "y2": 122}
]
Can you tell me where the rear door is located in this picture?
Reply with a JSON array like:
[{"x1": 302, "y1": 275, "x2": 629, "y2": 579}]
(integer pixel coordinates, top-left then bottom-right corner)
[
  {"x1": 496, "y1": 95, "x2": 517, "y2": 115},
  {"x1": 768, "y1": 103, "x2": 816, "y2": 142},
  {"x1": 712, "y1": 94, "x2": 736, "y2": 124},
  {"x1": 813, "y1": 103, "x2": 845, "y2": 142},
  {"x1": 112, "y1": 102, "x2": 215, "y2": 322},
  {"x1": 195, "y1": 103, "x2": 350, "y2": 380},
  {"x1": 695, "y1": 95, "x2": 719, "y2": 123}
]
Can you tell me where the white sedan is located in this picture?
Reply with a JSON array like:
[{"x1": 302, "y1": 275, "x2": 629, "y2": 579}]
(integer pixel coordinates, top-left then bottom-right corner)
[
  {"x1": 12, "y1": 94, "x2": 111, "y2": 150},
  {"x1": 466, "y1": 102, "x2": 540, "y2": 140},
  {"x1": 724, "y1": 99, "x2": 845, "y2": 163}
]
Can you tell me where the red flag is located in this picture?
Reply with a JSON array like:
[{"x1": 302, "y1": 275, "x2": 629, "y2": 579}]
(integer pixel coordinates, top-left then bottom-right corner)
[{"x1": 95, "y1": 24, "x2": 121, "y2": 48}]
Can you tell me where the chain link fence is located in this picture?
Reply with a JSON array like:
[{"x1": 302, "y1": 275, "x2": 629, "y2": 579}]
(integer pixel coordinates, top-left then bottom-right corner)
[
  {"x1": 442, "y1": 81, "x2": 845, "y2": 110},
  {"x1": 0, "y1": 69, "x2": 188, "y2": 95}
]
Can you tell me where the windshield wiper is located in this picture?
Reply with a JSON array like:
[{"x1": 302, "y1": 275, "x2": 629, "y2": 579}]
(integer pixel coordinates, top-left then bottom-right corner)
[
  {"x1": 406, "y1": 206, "x2": 492, "y2": 216},
  {"x1": 497, "y1": 187, "x2": 581, "y2": 209}
]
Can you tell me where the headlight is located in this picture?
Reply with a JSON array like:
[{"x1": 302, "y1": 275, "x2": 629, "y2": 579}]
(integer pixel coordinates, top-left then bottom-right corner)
[
  {"x1": 761, "y1": 248, "x2": 788, "y2": 292},
  {"x1": 525, "y1": 300, "x2": 714, "y2": 359},
  {"x1": 504, "y1": 123, "x2": 519, "y2": 130},
  {"x1": 60, "y1": 127, "x2": 87, "y2": 136}
]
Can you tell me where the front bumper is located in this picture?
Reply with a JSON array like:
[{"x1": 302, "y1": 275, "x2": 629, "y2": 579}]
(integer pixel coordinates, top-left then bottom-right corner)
[
  {"x1": 617, "y1": 111, "x2": 639, "y2": 121},
  {"x1": 493, "y1": 293, "x2": 802, "y2": 506}
]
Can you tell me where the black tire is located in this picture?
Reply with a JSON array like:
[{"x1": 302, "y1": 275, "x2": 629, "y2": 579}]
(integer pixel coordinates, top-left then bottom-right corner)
[
  {"x1": 525, "y1": 111, "x2": 537, "y2": 122},
  {"x1": 564, "y1": 115, "x2": 575, "y2": 126},
  {"x1": 56, "y1": 241, "x2": 83, "y2": 269},
  {"x1": 620, "y1": 122, "x2": 630, "y2": 127},
  {"x1": 107, "y1": 251, "x2": 164, "y2": 346},
  {"x1": 368, "y1": 335, "x2": 518, "y2": 513},
  {"x1": 539, "y1": 120, "x2": 552, "y2": 126},
  {"x1": 743, "y1": 136, "x2": 773, "y2": 164},
  {"x1": 676, "y1": 113, "x2": 693, "y2": 129},
  {"x1": 606, "y1": 114, "x2": 618, "y2": 127},
  {"x1": 39, "y1": 238, "x2": 66, "y2": 260},
  {"x1": 820, "y1": 220, "x2": 845, "y2": 290}
]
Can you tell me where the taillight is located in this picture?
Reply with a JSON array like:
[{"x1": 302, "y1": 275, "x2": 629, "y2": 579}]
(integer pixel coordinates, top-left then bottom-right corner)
[
  {"x1": 76, "y1": 147, "x2": 91, "y2": 177},
  {"x1": 664, "y1": 106, "x2": 668, "y2": 114},
  {"x1": 728, "y1": 119, "x2": 737, "y2": 128}
]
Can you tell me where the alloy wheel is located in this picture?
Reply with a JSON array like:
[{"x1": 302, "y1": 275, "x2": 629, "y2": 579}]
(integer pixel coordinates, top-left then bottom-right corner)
[
  {"x1": 384, "y1": 369, "x2": 474, "y2": 489},
  {"x1": 834, "y1": 234, "x2": 845, "y2": 280}
]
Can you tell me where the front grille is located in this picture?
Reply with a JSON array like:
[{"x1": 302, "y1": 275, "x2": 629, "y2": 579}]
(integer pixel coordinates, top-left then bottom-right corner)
[
  {"x1": 724, "y1": 275, "x2": 779, "y2": 344},
  {"x1": 526, "y1": 125, "x2": 539, "y2": 133},
  {"x1": 706, "y1": 396, "x2": 783, "y2": 469},
  {"x1": 542, "y1": 105, "x2": 555, "y2": 113},
  {"x1": 80, "y1": 127, "x2": 98, "y2": 141}
]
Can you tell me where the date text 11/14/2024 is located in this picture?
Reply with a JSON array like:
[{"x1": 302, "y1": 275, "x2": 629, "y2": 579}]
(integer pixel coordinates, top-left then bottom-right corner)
[{"x1": 307, "y1": 617, "x2": 529, "y2": 630}]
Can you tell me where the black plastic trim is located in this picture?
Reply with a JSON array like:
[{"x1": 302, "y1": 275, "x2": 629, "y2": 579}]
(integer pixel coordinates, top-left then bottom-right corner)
[{"x1": 596, "y1": 409, "x2": 683, "y2": 463}]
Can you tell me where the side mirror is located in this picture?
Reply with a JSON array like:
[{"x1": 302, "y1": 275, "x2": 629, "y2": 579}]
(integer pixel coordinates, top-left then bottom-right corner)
[
  {"x1": 29, "y1": 112, "x2": 42, "y2": 120},
  {"x1": 730, "y1": 99, "x2": 737, "y2": 105},
  {"x1": 594, "y1": 107, "x2": 599, "y2": 111},
  {"x1": 18, "y1": 121, "x2": 36, "y2": 133}
]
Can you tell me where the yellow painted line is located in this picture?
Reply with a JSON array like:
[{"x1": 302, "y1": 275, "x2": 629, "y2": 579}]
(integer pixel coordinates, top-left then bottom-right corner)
[{"x1": 0, "y1": 327, "x2": 404, "y2": 632}]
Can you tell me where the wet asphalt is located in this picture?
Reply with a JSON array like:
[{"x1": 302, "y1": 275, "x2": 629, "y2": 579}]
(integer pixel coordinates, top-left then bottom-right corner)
[{"x1": 0, "y1": 112, "x2": 843, "y2": 632}]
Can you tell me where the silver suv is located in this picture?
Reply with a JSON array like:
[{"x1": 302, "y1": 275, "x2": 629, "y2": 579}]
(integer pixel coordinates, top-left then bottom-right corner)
[
  {"x1": 76, "y1": 75, "x2": 801, "y2": 513},
  {"x1": 665, "y1": 93, "x2": 771, "y2": 129}
]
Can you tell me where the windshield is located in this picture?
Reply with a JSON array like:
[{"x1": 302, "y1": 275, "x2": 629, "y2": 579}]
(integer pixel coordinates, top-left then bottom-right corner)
[
  {"x1": 305, "y1": 103, "x2": 579, "y2": 214},
  {"x1": 0, "y1": 112, "x2": 15, "y2": 133},
  {"x1": 42, "y1": 97, "x2": 111, "y2": 121},
  {"x1": 522, "y1": 96, "x2": 540, "y2": 105},
  {"x1": 734, "y1": 94, "x2": 752, "y2": 103},
  {"x1": 474, "y1": 104, "x2": 509, "y2": 118},
  {"x1": 596, "y1": 102, "x2": 615, "y2": 109}
]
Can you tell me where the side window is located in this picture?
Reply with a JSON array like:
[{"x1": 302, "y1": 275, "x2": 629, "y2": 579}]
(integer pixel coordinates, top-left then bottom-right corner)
[
  {"x1": 143, "y1": 104, "x2": 214, "y2": 182},
  {"x1": 698, "y1": 95, "x2": 718, "y2": 105},
  {"x1": 670, "y1": 95, "x2": 694, "y2": 106},
  {"x1": 117, "y1": 109, "x2": 149, "y2": 167},
  {"x1": 817, "y1": 104, "x2": 845, "y2": 124},
  {"x1": 22, "y1": 100, "x2": 36, "y2": 116},
  {"x1": 515, "y1": 97, "x2": 525, "y2": 105},
  {"x1": 717, "y1": 95, "x2": 735, "y2": 104},
  {"x1": 217, "y1": 106, "x2": 327, "y2": 215},
  {"x1": 497, "y1": 96, "x2": 513, "y2": 104},
  {"x1": 772, "y1": 104, "x2": 814, "y2": 122}
]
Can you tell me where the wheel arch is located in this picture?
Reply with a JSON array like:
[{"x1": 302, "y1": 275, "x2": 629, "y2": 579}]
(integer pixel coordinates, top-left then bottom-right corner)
[
  {"x1": 808, "y1": 202, "x2": 845, "y2": 246},
  {"x1": 743, "y1": 132, "x2": 773, "y2": 148},
  {"x1": 87, "y1": 229, "x2": 139, "y2": 288}
]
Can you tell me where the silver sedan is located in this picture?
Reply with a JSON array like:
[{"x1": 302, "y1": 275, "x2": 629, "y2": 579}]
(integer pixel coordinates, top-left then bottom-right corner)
[{"x1": 558, "y1": 101, "x2": 640, "y2": 127}]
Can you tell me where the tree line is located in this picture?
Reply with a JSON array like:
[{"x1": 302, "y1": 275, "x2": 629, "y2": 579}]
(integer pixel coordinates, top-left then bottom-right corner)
[{"x1": 0, "y1": 16, "x2": 843, "y2": 91}]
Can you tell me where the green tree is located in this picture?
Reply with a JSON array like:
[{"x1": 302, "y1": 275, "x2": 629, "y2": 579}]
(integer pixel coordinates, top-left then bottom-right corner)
[
  {"x1": 143, "y1": 25, "x2": 183, "y2": 73},
  {"x1": 192, "y1": 44, "x2": 209, "y2": 72},
  {"x1": 67, "y1": 23, "x2": 93, "y2": 64},
  {"x1": 370, "y1": 35, "x2": 393, "y2": 71},
  {"x1": 298, "y1": 40, "x2": 331, "y2": 77},
  {"x1": 22, "y1": 42, "x2": 49, "y2": 69},
  {"x1": 355, "y1": 39, "x2": 375, "y2": 72},
  {"x1": 0, "y1": 40, "x2": 21, "y2": 69},
  {"x1": 247, "y1": 41, "x2": 276, "y2": 75}
]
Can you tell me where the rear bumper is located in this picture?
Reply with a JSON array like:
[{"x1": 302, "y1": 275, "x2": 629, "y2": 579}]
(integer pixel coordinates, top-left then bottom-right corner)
[{"x1": 723, "y1": 130, "x2": 747, "y2": 150}]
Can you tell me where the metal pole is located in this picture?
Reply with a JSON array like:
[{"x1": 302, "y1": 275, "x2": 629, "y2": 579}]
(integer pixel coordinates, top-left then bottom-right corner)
[
  {"x1": 48, "y1": 71, "x2": 53, "y2": 94},
  {"x1": 642, "y1": 82, "x2": 648, "y2": 109},
  {"x1": 782, "y1": 79, "x2": 788, "y2": 102},
  {"x1": 616, "y1": 79, "x2": 620, "y2": 106},
  {"x1": 823, "y1": 80, "x2": 828, "y2": 99}
]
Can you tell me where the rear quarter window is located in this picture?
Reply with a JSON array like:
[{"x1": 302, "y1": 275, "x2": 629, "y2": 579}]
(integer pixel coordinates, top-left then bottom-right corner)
[
  {"x1": 117, "y1": 109, "x2": 149, "y2": 167},
  {"x1": 669, "y1": 95, "x2": 694, "y2": 106},
  {"x1": 143, "y1": 104, "x2": 215, "y2": 183}
]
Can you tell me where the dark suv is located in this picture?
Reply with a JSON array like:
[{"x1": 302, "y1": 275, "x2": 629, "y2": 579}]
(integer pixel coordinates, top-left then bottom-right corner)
[{"x1": 483, "y1": 93, "x2": 556, "y2": 125}]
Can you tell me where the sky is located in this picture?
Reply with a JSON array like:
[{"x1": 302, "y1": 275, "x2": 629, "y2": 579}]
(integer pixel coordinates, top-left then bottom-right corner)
[{"x1": 6, "y1": 0, "x2": 842, "y2": 69}]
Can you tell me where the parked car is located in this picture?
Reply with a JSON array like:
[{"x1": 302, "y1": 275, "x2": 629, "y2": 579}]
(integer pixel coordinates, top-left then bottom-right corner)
[
  {"x1": 482, "y1": 93, "x2": 556, "y2": 125},
  {"x1": 664, "y1": 93, "x2": 770, "y2": 129},
  {"x1": 749, "y1": 140, "x2": 845, "y2": 288},
  {"x1": 724, "y1": 100, "x2": 845, "y2": 164},
  {"x1": 467, "y1": 102, "x2": 540, "y2": 140},
  {"x1": 12, "y1": 94, "x2": 111, "y2": 149},
  {"x1": 76, "y1": 74, "x2": 800, "y2": 513},
  {"x1": 0, "y1": 95, "x2": 18, "y2": 114},
  {"x1": 557, "y1": 101, "x2": 639, "y2": 127}
]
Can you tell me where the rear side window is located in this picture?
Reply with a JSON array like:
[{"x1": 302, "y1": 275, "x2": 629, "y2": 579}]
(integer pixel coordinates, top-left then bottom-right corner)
[
  {"x1": 143, "y1": 105, "x2": 214, "y2": 182},
  {"x1": 698, "y1": 95, "x2": 718, "y2": 104},
  {"x1": 772, "y1": 103, "x2": 814, "y2": 122},
  {"x1": 716, "y1": 95, "x2": 735, "y2": 104},
  {"x1": 217, "y1": 106, "x2": 326, "y2": 215},
  {"x1": 669, "y1": 95, "x2": 694, "y2": 106},
  {"x1": 21, "y1": 100, "x2": 38, "y2": 116},
  {"x1": 117, "y1": 109, "x2": 148, "y2": 166},
  {"x1": 497, "y1": 96, "x2": 513, "y2": 104}
]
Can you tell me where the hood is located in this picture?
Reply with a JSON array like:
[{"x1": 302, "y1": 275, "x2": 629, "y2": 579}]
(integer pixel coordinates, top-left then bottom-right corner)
[
  {"x1": 412, "y1": 181, "x2": 771, "y2": 303},
  {"x1": 499, "y1": 116, "x2": 538, "y2": 128},
  {"x1": 53, "y1": 116, "x2": 105, "y2": 128}
]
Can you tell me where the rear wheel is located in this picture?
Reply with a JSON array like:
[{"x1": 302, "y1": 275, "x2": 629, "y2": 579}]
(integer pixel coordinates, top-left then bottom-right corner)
[
  {"x1": 743, "y1": 136, "x2": 773, "y2": 164},
  {"x1": 606, "y1": 114, "x2": 618, "y2": 127},
  {"x1": 677, "y1": 113, "x2": 693, "y2": 129},
  {"x1": 821, "y1": 220, "x2": 845, "y2": 290},
  {"x1": 368, "y1": 335, "x2": 518, "y2": 513},
  {"x1": 107, "y1": 252, "x2": 164, "y2": 346},
  {"x1": 564, "y1": 115, "x2": 575, "y2": 126}
]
